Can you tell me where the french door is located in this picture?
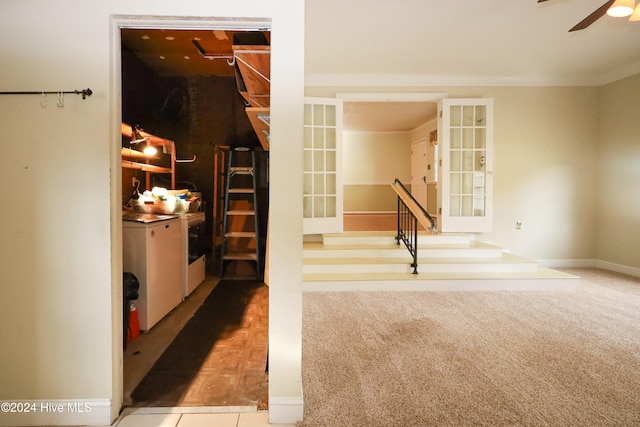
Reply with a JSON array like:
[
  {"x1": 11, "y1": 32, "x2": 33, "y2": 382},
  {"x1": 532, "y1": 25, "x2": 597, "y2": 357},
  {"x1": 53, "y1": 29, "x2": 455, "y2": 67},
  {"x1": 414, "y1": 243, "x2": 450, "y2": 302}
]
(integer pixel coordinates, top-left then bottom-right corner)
[
  {"x1": 437, "y1": 98, "x2": 494, "y2": 233},
  {"x1": 302, "y1": 97, "x2": 343, "y2": 235}
]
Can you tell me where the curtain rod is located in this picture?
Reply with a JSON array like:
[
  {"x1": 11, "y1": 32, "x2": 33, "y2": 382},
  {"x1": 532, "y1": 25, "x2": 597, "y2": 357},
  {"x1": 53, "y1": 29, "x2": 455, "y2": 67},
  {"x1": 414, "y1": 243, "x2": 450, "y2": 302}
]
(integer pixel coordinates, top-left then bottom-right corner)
[{"x1": 0, "y1": 88, "x2": 93, "y2": 99}]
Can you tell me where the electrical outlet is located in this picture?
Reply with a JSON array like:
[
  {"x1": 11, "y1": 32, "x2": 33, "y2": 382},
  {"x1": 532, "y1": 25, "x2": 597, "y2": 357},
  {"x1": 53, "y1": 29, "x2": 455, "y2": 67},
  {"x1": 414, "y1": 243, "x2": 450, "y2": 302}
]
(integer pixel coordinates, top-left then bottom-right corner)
[{"x1": 516, "y1": 221, "x2": 522, "y2": 230}]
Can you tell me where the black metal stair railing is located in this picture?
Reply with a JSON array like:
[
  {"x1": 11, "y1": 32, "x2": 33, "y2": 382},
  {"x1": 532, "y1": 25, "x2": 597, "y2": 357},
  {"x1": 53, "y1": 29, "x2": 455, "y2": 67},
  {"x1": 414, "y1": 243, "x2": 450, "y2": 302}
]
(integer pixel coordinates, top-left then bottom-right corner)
[{"x1": 392, "y1": 178, "x2": 437, "y2": 274}]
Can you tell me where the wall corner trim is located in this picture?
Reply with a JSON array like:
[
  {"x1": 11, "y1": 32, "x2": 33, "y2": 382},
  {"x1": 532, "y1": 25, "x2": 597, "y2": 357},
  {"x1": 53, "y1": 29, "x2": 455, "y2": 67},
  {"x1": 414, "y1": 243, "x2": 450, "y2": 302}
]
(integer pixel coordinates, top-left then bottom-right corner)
[{"x1": 268, "y1": 396, "x2": 304, "y2": 424}]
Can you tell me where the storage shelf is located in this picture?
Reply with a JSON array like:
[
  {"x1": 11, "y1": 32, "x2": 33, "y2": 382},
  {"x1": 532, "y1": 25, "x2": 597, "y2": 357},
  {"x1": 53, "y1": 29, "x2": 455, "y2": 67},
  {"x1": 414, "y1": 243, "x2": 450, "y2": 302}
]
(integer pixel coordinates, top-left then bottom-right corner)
[
  {"x1": 121, "y1": 147, "x2": 159, "y2": 161},
  {"x1": 122, "y1": 159, "x2": 172, "y2": 174},
  {"x1": 233, "y1": 45, "x2": 270, "y2": 151},
  {"x1": 121, "y1": 123, "x2": 176, "y2": 187}
]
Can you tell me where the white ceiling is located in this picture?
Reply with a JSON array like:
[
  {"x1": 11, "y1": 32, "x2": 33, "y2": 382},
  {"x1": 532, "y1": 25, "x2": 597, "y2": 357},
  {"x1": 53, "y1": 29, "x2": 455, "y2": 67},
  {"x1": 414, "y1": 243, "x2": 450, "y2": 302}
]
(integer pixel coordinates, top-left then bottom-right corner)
[
  {"x1": 305, "y1": 0, "x2": 640, "y2": 85},
  {"x1": 306, "y1": 0, "x2": 640, "y2": 132},
  {"x1": 343, "y1": 102, "x2": 437, "y2": 132}
]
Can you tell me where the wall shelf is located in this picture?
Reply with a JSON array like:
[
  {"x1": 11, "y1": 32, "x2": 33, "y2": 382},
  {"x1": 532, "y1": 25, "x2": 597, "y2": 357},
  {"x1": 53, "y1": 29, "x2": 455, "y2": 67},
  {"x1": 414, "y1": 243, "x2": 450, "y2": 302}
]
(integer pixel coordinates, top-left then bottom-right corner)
[
  {"x1": 121, "y1": 123, "x2": 175, "y2": 188},
  {"x1": 122, "y1": 158, "x2": 172, "y2": 174},
  {"x1": 246, "y1": 107, "x2": 270, "y2": 150},
  {"x1": 233, "y1": 45, "x2": 270, "y2": 151}
]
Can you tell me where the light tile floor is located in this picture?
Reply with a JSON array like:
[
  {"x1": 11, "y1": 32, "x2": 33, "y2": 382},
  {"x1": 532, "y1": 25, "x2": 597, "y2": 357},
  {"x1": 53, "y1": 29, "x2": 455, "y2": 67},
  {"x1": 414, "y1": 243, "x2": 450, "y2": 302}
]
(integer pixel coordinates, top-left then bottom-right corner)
[{"x1": 112, "y1": 407, "x2": 297, "y2": 427}]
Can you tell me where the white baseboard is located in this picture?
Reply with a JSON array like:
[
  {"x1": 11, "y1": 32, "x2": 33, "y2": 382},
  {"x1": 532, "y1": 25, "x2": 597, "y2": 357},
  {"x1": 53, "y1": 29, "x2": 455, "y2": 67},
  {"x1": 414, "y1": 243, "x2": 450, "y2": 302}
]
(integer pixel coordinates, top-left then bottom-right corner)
[
  {"x1": 595, "y1": 260, "x2": 640, "y2": 278},
  {"x1": 0, "y1": 399, "x2": 112, "y2": 427},
  {"x1": 268, "y1": 396, "x2": 303, "y2": 424},
  {"x1": 539, "y1": 258, "x2": 640, "y2": 279}
]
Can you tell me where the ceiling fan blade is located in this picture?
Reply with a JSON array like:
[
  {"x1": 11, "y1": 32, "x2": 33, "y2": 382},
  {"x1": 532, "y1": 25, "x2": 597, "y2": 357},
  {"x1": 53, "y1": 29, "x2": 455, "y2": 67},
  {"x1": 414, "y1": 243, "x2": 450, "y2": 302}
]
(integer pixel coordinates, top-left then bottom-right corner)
[
  {"x1": 569, "y1": 0, "x2": 615, "y2": 32},
  {"x1": 537, "y1": 0, "x2": 550, "y2": 3}
]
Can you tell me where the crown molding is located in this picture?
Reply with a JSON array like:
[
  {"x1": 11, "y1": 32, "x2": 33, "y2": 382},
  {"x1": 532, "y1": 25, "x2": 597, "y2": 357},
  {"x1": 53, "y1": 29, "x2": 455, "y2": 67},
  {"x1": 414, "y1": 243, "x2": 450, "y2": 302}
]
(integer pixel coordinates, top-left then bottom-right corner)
[
  {"x1": 597, "y1": 59, "x2": 640, "y2": 85},
  {"x1": 305, "y1": 73, "x2": 612, "y2": 87}
]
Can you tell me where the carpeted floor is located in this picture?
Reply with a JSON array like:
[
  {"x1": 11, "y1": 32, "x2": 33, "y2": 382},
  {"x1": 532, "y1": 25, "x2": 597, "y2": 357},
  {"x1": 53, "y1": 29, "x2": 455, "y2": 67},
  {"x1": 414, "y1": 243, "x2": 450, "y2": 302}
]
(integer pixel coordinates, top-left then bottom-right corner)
[
  {"x1": 300, "y1": 268, "x2": 640, "y2": 426},
  {"x1": 131, "y1": 279, "x2": 269, "y2": 408}
]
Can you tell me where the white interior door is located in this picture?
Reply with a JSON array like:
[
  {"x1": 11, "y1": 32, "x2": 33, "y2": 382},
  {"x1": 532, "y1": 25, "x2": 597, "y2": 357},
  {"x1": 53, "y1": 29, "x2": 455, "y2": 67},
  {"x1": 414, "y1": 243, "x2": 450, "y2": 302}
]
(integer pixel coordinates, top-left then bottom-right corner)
[
  {"x1": 411, "y1": 138, "x2": 428, "y2": 208},
  {"x1": 437, "y1": 98, "x2": 494, "y2": 233},
  {"x1": 303, "y1": 97, "x2": 343, "y2": 235}
]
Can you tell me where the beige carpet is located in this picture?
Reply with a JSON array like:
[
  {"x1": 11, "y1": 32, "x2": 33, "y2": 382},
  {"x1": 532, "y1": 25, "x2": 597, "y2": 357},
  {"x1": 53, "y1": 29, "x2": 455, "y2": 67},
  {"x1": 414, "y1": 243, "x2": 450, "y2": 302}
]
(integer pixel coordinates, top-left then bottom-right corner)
[{"x1": 301, "y1": 268, "x2": 640, "y2": 426}]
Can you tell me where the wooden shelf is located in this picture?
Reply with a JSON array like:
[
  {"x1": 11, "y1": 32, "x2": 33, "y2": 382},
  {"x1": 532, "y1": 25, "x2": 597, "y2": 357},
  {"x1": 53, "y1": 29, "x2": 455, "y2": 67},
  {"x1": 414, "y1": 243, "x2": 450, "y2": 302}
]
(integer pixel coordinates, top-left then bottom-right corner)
[
  {"x1": 233, "y1": 45, "x2": 270, "y2": 108},
  {"x1": 121, "y1": 147, "x2": 159, "y2": 161},
  {"x1": 233, "y1": 45, "x2": 270, "y2": 151},
  {"x1": 246, "y1": 107, "x2": 270, "y2": 150},
  {"x1": 122, "y1": 159, "x2": 172, "y2": 174},
  {"x1": 121, "y1": 123, "x2": 176, "y2": 187}
]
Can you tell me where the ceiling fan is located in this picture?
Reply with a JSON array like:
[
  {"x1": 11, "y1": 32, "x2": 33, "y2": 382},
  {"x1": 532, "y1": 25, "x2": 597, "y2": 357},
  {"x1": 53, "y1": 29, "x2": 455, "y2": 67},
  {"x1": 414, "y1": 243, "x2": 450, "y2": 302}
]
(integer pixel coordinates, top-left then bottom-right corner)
[{"x1": 539, "y1": 0, "x2": 640, "y2": 32}]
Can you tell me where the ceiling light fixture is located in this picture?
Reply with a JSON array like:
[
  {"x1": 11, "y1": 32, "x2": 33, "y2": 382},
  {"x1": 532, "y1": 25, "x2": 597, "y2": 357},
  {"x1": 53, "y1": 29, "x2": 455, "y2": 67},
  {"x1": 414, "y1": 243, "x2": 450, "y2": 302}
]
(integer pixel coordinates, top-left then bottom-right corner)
[{"x1": 607, "y1": 0, "x2": 635, "y2": 17}]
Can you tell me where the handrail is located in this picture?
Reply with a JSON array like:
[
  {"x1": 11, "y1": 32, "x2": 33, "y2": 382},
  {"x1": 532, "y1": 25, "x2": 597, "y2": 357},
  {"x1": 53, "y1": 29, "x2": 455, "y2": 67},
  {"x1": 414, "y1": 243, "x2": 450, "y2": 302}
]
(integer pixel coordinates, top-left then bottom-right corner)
[
  {"x1": 391, "y1": 179, "x2": 437, "y2": 274},
  {"x1": 391, "y1": 179, "x2": 437, "y2": 232}
]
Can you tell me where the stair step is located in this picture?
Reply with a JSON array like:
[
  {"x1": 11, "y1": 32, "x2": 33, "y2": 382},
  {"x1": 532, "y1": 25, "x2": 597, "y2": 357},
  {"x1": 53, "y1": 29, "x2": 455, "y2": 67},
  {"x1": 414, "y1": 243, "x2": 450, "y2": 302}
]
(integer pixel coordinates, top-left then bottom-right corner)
[
  {"x1": 225, "y1": 231, "x2": 257, "y2": 238},
  {"x1": 321, "y1": 231, "x2": 473, "y2": 246},
  {"x1": 303, "y1": 252, "x2": 539, "y2": 274},
  {"x1": 303, "y1": 240, "x2": 503, "y2": 259},
  {"x1": 303, "y1": 267, "x2": 580, "y2": 292},
  {"x1": 302, "y1": 231, "x2": 578, "y2": 292}
]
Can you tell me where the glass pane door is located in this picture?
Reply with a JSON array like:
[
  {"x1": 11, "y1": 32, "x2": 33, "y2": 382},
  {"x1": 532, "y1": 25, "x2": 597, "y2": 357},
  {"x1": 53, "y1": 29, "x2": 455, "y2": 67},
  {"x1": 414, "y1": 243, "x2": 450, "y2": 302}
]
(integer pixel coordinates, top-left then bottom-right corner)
[
  {"x1": 303, "y1": 97, "x2": 343, "y2": 234},
  {"x1": 438, "y1": 99, "x2": 493, "y2": 233}
]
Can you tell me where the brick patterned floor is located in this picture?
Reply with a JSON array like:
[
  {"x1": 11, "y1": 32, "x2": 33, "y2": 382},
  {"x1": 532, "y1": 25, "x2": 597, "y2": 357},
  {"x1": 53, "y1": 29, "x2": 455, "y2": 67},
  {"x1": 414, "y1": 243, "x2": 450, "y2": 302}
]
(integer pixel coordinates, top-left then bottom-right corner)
[{"x1": 131, "y1": 280, "x2": 269, "y2": 407}]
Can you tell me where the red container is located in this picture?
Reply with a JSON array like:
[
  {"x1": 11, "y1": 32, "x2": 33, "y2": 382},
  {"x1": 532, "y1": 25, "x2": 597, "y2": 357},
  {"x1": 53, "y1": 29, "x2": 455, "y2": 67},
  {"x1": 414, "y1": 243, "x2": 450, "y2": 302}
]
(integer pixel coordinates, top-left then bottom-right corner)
[{"x1": 128, "y1": 304, "x2": 140, "y2": 342}]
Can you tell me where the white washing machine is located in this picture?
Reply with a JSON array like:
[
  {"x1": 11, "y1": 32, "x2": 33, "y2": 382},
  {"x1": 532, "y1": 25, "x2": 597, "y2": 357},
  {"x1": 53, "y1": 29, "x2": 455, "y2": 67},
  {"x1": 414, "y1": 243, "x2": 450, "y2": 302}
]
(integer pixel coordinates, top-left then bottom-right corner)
[{"x1": 181, "y1": 212, "x2": 206, "y2": 298}]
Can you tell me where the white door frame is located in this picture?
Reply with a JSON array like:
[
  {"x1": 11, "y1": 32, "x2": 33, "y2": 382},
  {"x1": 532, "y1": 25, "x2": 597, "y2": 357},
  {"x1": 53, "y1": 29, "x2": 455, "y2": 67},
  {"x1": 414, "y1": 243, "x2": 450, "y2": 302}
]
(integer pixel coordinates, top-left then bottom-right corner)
[
  {"x1": 336, "y1": 92, "x2": 447, "y2": 221},
  {"x1": 111, "y1": 14, "x2": 273, "y2": 416}
]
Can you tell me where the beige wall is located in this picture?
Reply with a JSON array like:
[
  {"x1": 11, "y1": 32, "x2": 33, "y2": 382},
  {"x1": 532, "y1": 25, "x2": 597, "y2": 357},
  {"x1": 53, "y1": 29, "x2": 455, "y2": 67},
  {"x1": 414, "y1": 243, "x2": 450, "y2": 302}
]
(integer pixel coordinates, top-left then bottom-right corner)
[
  {"x1": 597, "y1": 73, "x2": 640, "y2": 271},
  {"x1": 344, "y1": 185, "x2": 399, "y2": 212},
  {"x1": 344, "y1": 131, "x2": 410, "y2": 212},
  {"x1": 307, "y1": 86, "x2": 601, "y2": 262},
  {"x1": 0, "y1": 1, "x2": 304, "y2": 425}
]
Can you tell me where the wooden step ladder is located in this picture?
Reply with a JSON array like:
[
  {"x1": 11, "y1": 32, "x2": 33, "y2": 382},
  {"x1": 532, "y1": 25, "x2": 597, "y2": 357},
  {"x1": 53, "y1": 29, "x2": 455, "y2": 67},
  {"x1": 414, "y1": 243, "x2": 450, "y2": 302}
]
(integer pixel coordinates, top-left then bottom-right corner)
[{"x1": 220, "y1": 148, "x2": 262, "y2": 280}]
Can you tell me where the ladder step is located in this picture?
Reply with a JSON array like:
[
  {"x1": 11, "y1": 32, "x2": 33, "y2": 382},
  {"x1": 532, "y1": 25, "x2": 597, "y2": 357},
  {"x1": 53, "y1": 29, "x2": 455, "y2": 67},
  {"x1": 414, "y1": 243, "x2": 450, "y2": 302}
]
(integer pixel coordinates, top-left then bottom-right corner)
[
  {"x1": 223, "y1": 252, "x2": 258, "y2": 261},
  {"x1": 227, "y1": 209, "x2": 255, "y2": 215},
  {"x1": 225, "y1": 231, "x2": 257, "y2": 238},
  {"x1": 230, "y1": 167, "x2": 253, "y2": 175},
  {"x1": 229, "y1": 188, "x2": 254, "y2": 194}
]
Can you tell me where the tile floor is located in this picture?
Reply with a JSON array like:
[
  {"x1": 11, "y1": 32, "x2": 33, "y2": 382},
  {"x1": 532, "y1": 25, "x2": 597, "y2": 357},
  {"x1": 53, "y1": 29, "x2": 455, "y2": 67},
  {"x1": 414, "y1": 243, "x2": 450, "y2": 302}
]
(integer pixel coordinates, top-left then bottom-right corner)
[{"x1": 113, "y1": 407, "x2": 297, "y2": 426}]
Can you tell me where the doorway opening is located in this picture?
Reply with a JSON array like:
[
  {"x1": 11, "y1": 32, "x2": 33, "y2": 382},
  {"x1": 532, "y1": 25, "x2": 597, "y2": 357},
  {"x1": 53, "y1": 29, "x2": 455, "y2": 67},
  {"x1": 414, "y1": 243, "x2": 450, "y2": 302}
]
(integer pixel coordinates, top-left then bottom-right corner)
[
  {"x1": 338, "y1": 93, "x2": 444, "y2": 232},
  {"x1": 116, "y1": 18, "x2": 271, "y2": 409}
]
